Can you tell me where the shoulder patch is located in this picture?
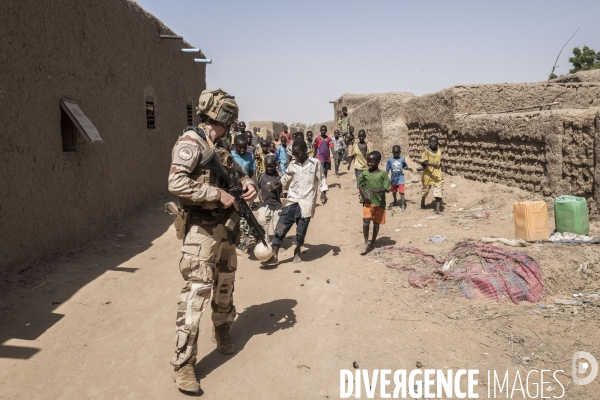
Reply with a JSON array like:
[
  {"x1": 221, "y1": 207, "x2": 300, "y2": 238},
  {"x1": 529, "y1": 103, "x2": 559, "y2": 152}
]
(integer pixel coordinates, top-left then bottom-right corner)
[
  {"x1": 172, "y1": 139, "x2": 200, "y2": 169},
  {"x1": 178, "y1": 147, "x2": 193, "y2": 161}
]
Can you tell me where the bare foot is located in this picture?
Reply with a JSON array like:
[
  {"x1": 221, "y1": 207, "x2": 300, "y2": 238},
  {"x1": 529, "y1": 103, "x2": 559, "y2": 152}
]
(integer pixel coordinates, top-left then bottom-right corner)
[
  {"x1": 293, "y1": 247, "x2": 302, "y2": 263},
  {"x1": 264, "y1": 253, "x2": 279, "y2": 265}
]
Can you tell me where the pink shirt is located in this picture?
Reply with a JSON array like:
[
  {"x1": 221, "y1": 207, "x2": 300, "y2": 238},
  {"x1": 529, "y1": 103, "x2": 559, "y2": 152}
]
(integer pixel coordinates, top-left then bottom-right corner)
[{"x1": 280, "y1": 131, "x2": 292, "y2": 143}]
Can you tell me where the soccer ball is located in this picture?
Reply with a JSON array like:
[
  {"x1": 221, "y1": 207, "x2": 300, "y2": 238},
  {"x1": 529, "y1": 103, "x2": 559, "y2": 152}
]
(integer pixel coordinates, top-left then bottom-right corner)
[{"x1": 253, "y1": 242, "x2": 273, "y2": 262}]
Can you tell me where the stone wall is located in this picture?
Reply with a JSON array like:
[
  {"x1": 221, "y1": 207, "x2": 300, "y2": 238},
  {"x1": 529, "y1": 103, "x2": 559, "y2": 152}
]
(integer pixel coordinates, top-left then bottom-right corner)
[{"x1": 0, "y1": 0, "x2": 206, "y2": 269}]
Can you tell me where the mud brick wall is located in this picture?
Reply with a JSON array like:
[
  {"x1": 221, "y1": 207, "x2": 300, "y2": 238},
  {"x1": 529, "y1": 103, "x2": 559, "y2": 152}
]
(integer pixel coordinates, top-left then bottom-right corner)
[
  {"x1": 0, "y1": 0, "x2": 206, "y2": 269},
  {"x1": 330, "y1": 77, "x2": 600, "y2": 215},
  {"x1": 333, "y1": 94, "x2": 381, "y2": 118},
  {"x1": 407, "y1": 109, "x2": 600, "y2": 214},
  {"x1": 552, "y1": 69, "x2": 600, "y2": 84},
  {"x1": 452, "y1": 83, "x2": 600, "y2": 114},
  {"x1": 444, "y1": 114, "x2": 549, "y2": 194},
  {"x1": 314, "y1": 120, "x2": 336, "y2": 135},
  {"x1": 349, "y1": 98, "x2": 384, "y2": 150},
  {"x1": 557, "y1": 110, "x2": 598, "y2": 205},
  {"x1": 333, "y1": 92, "x2": 414, "y2": 154},
  {"x1": 407, "y1": 124, "x2": 449, "y2": 162},
  {"x1": 248, "y1": 121, "x2": 286, "y2": 138}
]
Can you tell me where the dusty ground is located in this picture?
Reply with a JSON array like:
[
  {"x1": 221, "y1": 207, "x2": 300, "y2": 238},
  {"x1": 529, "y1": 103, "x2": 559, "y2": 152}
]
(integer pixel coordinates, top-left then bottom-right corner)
[{"x1": 1, "y1": 159, "x2": 600, "y2": 399}]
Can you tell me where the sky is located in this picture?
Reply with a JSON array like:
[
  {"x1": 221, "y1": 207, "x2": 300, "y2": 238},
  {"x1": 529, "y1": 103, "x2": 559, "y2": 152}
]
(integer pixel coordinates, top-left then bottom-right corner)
[{"x1": 137, "y1": 0, "x2": 600, "y2": 125}]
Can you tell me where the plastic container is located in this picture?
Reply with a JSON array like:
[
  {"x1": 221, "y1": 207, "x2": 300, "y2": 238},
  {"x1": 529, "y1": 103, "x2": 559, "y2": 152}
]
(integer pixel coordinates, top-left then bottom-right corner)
[
  {"x1": 554, "y1": 196, "x2": 589, "y2": 235},
  {"x1": 513, "y1": 201, "x2": 550, "y2": 241}
]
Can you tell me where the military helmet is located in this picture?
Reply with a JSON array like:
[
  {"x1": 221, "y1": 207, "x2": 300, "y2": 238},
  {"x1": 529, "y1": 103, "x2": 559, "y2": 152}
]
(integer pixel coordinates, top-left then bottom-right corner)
[{"x1": 197, "y1": 88, "x2": 238, "y2": 126}]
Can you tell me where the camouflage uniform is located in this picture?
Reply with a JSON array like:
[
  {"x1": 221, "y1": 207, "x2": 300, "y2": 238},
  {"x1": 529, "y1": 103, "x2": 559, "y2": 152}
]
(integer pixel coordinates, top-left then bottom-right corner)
[{"x1": 168, "y1": 124, "x2": 252, "y2": 368}]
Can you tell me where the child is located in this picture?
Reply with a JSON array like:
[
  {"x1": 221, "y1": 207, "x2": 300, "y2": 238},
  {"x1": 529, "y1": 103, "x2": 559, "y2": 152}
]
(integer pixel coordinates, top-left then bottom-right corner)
[
  {"x1": 246, "y1": 131, "x2": 256, "y2": 155},
  {"x1": 358, "y1": 151, "x2": 390, "y2": 254},
  {"x1": 257, "y1": 155, "x2": 282, "y2": 242},
  {"x1": 287, "y1": 131, "x2": 305, "y2": 164},
  {"x1": 386, "y1": 145, "x2": 413, "y2": 210},
  {"x1": 267, "y1": 140, "x2": 328, "y2": 264},
  {"x1": 254, "y1": 140, "x2": 271, "y2": 181},
  {"x1": 268, "y1": 142, "x2": 278, "y2": 173},
  {"x1": 313, "y1": 125, "x2": 334, "y2": 177},
  {"x1": 276, "y1": 136, "x2": 289, "y2": 175},
  {"x1": 306, "y1": 131, "x2": 316, "y2": 158},
  {"x1": 231, "y1": 135, "x2": 256, "y2": 179},
  {"x1": 344, "y1": 126, "x2": 355, "y2": 150},
  {"x1": 338, "y1": 106, "x2": 350, "y2": 134},
  {"x1": 347, "y1": 129, "x2": 374, "y2": 189},
  {"x1": 331, "y1": 130, "x2": 347, "y2": 177},
  {"x1": 250, "y1": 127, "x2": 260, "y2": 146},
  {"x1": 420, "y1": 135, "x2": 444, "y2": 214},
  {"x1": 231, "y1": 135, "x2": 257, "y2": 253}
]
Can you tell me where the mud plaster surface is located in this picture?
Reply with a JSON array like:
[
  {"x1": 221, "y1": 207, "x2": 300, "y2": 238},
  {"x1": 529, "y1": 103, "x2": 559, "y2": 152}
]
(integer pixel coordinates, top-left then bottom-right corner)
[{"x1": 0, "y1": 0, "x2": 206, "y2": 269}]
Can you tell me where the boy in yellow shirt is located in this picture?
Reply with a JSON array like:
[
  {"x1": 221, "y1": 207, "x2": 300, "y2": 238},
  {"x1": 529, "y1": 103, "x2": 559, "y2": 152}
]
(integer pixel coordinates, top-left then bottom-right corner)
[
  {"x1": 347, "y1": 130, "x2": 374, "y2": 189},
  {"x1": 420, "y1": 135, "x2": 444, "y2": 214}
]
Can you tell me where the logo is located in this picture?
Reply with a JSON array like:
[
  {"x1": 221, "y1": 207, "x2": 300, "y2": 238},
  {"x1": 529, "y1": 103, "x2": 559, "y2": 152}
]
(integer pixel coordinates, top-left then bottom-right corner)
[
  {"x1": 339, "y1": 354, "x2": 598, "y2": 399},
  {"x1": 572, "y1": 351, "x2": 598, "y2": 386}
]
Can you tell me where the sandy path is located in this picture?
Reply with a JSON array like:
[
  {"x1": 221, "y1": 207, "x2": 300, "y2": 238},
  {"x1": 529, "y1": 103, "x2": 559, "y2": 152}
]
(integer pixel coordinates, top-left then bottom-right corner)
[{"x1": 1, "y1": 162, "x2": 599, "y2": 399}]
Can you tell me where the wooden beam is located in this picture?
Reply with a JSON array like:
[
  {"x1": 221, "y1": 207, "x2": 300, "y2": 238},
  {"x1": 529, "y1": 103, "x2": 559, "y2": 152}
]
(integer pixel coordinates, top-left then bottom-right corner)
[{"x1": 160, "y1": 34, "x2": 183, "y2": 40}]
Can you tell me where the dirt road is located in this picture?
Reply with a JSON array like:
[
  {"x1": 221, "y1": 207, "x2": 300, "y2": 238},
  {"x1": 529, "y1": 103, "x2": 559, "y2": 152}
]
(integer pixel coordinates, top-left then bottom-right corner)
[{"x1": 1, "y1": 164, "x2": 599, "y2": 399}]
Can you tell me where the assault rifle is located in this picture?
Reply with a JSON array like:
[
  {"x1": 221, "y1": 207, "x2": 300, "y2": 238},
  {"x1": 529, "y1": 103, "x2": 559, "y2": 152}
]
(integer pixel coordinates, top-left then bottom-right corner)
[{"x1": 200, "y1": 148, "x2": 268, "y2": 247}]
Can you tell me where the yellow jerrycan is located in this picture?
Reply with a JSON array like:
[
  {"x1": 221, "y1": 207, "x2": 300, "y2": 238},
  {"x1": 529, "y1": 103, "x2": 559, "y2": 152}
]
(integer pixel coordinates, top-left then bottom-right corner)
[{"x1": 513, "y1": 201, "x2": 550, "y2": 241}]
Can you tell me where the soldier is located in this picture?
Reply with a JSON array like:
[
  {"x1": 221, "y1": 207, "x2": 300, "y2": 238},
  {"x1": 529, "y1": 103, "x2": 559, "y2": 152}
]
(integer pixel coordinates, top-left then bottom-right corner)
[{"x1": 168, "y1": 88, "x2": 257, "y2": 393}]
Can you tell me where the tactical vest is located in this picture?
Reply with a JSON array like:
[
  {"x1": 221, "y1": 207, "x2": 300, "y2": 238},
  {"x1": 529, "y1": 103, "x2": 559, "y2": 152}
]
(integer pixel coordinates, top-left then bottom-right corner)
[{"x1": 178, "y1": 126, "x2": 236, "y2": 210}]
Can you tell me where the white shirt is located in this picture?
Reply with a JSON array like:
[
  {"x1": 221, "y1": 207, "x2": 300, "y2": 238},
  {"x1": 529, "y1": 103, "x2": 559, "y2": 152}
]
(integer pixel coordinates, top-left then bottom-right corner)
[{"x1": 281, "y1": 157, "x2": 328, "y2": 218}]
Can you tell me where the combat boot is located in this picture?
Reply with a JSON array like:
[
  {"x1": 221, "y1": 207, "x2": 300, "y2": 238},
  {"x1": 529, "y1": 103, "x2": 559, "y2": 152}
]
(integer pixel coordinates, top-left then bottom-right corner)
[
  {"x1": 173, "y1": 356, "x2": 200, "y2": 393},
  {"x1": 212, "y1": 323, "x2": 236, "y2": 354}
]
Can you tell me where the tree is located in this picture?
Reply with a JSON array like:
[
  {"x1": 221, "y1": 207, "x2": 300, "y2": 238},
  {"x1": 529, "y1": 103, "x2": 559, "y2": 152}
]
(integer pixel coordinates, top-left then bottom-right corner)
[{"x1": 568, "y1": 46, "x2": 600, "y2": 73}]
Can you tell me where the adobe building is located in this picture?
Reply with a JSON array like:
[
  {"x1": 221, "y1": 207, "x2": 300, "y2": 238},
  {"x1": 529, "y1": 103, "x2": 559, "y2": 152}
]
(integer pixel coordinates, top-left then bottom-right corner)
[
  {"x1": 0, "y1": 0, "x2": 206, "y2": 269},
  {"x1": 330, "y1": 70, "x2": 600, "y2": 214},
  {"x1": 248, "y1": 121, "x2": 288, "y2": 138}
]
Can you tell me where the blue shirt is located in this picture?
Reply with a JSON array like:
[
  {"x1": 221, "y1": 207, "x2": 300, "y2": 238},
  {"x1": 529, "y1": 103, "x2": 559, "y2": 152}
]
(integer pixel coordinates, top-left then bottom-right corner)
[
  {"x1": 276, "y1": 145, "x2": 289, "y2": 166},
  {"x1": 386, "y1": 156, "x2": 409, "y2": 185},
  {"x1": 232, "y1": 150, "x2": 256, "y2": 175}
]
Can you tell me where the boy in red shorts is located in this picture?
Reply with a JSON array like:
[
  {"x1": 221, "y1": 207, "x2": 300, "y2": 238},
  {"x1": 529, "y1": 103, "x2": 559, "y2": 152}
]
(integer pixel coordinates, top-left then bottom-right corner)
[
  {"x1": 358, "y1": 151, "x2": 390, "y2": 254},
  {"x1": 385, "y1": 145, "x2": 413, "y2": 211}
]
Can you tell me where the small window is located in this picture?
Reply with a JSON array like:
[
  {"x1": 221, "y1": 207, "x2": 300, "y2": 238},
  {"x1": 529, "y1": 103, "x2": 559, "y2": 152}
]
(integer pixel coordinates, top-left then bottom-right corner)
[
  {"x1": 187, "y1": 101, "x2": 193, "y2": 126},
  {"x1": 146, "y1": 96, "x2": 156, "y2": 129},
  {"x1": 61, "y1": 107, "x2": 78, "y2": 152},
  {"x1": 60, "y1": 98, "x2": 103, "y2": 152}
]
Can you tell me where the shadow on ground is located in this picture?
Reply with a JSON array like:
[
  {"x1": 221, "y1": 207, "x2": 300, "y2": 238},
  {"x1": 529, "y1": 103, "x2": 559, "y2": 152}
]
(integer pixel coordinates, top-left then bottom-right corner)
[
  {"x1": 375, "y1": 236, "x2": 396, "y2": 247},
  {"x1": 195, "y1": 299, "x2": 297, "y2": 380},
  {"x1": 0, "y1": 198, "x2": 173, "y2": 359}
]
